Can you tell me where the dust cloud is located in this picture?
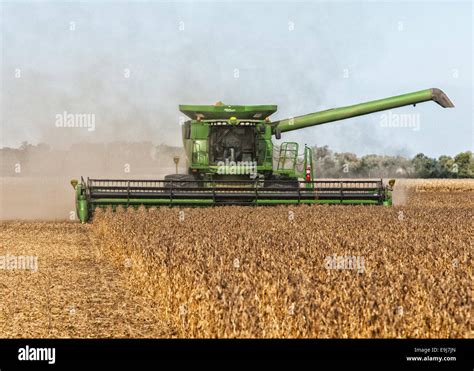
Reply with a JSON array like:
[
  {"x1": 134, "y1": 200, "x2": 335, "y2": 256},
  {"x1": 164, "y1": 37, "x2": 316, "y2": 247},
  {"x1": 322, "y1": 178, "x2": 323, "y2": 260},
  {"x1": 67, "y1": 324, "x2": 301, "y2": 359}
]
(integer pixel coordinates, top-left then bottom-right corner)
[{"x1": 0, "y1": 143, "x2": 186, "y2": 220}]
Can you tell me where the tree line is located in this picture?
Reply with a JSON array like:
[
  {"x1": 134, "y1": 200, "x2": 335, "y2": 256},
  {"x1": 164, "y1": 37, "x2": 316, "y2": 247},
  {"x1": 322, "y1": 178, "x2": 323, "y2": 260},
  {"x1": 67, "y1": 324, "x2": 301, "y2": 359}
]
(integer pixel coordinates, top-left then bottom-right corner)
[{"x1": 308, "y1": 145, "x2": 473, "y2": 178}]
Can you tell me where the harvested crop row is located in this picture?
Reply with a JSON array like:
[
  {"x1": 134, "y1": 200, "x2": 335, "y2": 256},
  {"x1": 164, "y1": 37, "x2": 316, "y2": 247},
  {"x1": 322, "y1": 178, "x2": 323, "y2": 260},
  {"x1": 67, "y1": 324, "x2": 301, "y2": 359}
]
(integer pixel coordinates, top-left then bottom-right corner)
[
  {"x1": 91, "y1": 188, "x2": 473, "y2": 338},
  {"x1": 0, "y1": 222, "x2": 167, "y2": 338}
]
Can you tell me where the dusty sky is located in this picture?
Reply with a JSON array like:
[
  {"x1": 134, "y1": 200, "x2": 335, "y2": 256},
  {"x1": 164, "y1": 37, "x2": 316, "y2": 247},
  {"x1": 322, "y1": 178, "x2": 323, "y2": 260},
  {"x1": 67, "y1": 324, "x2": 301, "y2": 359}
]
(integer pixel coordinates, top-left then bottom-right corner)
[{"x1": 1, "y1": 0, "x2": 472, "y2": 157}]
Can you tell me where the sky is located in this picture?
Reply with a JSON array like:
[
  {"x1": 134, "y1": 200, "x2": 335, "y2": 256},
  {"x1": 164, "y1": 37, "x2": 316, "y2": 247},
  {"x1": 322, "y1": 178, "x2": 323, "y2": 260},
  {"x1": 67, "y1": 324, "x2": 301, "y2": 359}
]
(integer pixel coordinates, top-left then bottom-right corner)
[{"x1": 0, "y1": 0, "x2": 472, "y2": 157}]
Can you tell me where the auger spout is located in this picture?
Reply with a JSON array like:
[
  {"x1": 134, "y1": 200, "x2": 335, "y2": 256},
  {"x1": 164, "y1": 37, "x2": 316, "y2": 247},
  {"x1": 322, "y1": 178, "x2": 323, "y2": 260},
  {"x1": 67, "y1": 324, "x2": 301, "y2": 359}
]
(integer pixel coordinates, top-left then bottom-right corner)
[{"x1": 272, "y1": 88, "x2": 454, "y2": 133}]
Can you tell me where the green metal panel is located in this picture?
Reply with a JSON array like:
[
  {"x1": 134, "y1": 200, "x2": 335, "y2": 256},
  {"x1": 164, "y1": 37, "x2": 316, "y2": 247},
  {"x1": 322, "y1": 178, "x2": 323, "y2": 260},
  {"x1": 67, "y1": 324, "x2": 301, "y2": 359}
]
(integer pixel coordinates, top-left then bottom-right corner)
[
  {"x1": 74, "y1": 184, "x2": 89, "y2": 223},
  {"x1": 256, "y1": 125, "x2": 273, "y2": 168},
  {"x1": 191, "y1": 122, "x2": 209, "y2": 138}
]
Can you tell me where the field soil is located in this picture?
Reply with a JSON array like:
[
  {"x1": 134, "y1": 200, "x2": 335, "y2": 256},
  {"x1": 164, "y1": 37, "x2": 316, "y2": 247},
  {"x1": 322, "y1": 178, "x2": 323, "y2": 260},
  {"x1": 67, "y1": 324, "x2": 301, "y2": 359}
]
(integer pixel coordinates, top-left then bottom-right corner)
[{"x1": 0, "y1": 222, "x2": 165, "y2": 337}]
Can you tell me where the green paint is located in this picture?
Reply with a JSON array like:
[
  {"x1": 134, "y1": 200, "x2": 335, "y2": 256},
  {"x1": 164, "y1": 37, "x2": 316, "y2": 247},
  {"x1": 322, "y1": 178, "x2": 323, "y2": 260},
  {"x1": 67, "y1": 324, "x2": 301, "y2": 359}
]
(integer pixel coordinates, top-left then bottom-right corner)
[
  {"x1": 78, "y1": 198, "x2": 88, "y2": 223},
  {"x1": 274, "y1": 89, "x2": 451, "y2": 133}
]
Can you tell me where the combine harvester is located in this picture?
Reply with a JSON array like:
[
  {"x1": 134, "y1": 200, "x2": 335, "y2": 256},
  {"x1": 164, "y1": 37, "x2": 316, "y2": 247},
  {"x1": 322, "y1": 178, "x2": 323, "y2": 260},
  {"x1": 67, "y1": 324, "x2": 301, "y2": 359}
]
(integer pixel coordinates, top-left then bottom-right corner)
[{"x1": 72, "y1": 88, "x2": 453, "y2": 222}]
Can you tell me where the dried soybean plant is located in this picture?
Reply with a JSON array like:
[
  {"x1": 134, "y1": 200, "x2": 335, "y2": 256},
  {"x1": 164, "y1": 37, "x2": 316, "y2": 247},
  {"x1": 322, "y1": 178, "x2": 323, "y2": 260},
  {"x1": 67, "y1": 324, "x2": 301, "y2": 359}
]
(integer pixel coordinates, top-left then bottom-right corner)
[{"x1": 91, "y1": 181, "x2": 473, "y2": 338}]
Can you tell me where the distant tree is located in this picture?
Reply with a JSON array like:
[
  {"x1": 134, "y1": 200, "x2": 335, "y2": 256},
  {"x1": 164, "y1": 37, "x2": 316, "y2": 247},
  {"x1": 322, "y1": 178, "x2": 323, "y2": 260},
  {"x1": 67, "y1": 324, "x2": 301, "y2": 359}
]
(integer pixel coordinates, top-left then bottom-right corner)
[
  {"x1": 332, "y1": 152, "x2": 356, "y2": 175},
  {"x1": 453, "y1": 151, "x2": 474, "y2": 178},
  {"x1": 393, "y1": 156, "x2": 413, "y2": 177},
  {"x1": 313, "y1": 145, "x2": 331, "y2": 160},
  {"x1": 357, "y1": 155, "x2": 380, "y2": 177},
  {"x1": 412, "y1": 153, "x2": 438, "y2": 178},
  {"x1": 437, "y1": 155, "x2": 455, "y2": 178},
  {"x1": 312, "y1": 145, "x2": 337, "y2": 177}
]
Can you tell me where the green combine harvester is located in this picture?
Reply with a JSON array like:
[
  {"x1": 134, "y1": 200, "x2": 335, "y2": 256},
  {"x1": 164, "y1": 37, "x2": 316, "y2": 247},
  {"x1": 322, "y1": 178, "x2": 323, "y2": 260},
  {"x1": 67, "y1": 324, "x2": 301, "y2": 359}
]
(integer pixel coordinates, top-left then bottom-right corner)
[{"x1": 72, "y1": 88, "x2": 453, "y2": 222}]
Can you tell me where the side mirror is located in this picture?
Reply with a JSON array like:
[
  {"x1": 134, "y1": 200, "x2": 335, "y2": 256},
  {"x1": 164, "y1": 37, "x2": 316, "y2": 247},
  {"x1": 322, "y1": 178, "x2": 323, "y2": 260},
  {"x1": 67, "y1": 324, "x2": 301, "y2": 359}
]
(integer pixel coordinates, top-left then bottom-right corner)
[
  {"x1": 274, "y1": 127, "x2": 281, "y2": 140},
  {"x1": 184, "y1": 122, "x2": 191, "y2": 140}
]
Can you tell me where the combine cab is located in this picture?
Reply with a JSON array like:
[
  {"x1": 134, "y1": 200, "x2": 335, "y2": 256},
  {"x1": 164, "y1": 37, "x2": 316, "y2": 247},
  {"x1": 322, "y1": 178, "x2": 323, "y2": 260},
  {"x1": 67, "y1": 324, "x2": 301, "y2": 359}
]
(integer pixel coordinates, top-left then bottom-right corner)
[{"x1": 72, "y1": 88, "x2": 453, "y2": 222}]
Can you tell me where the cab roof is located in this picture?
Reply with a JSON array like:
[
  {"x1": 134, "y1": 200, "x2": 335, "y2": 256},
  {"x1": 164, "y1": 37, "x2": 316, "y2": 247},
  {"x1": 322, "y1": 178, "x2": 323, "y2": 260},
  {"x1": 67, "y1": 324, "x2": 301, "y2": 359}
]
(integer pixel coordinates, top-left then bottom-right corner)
[{"x1": 179, "y1": 104, "x2": 277, "y2": 120}]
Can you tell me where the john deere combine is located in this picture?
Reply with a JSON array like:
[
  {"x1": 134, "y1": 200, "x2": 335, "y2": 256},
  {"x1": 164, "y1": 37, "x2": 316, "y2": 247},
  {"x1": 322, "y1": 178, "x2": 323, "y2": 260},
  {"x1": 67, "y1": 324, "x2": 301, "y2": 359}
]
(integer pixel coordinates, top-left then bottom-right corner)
[{"x1": 72, "y1": 88, "x2": 453, "y2": 222}]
